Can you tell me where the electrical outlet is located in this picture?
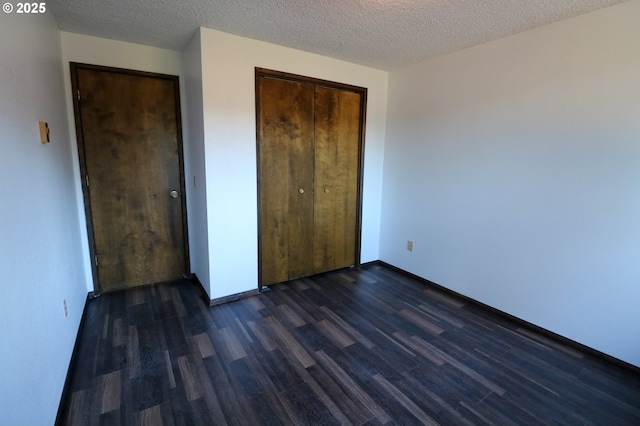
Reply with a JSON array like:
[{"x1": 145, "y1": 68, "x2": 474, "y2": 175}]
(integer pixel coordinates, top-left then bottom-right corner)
[
  {"x1": 63, "y1": 299, "x2": 68, "y2": 318},
  {"x1": 407, "y1": 240, "x2": 414, "y2": 252}
]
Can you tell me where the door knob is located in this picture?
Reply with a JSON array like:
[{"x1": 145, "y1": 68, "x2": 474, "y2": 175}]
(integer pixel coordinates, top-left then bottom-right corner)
[
  {"x1": 298, "y1": 188, "x2": 305, "y2": 194},
  {"x1": 324, "y1": 188, "x2": 330, "y2": 194},
  {"x1": 170, "y1": 190, "x2": 179, "y2": 198}
]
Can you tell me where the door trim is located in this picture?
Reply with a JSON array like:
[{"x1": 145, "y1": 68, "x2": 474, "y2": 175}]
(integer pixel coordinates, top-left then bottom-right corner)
[
  {"x1": 254, "y1": 67, "x2": 367, "y2": 290},
  {"x1": 70, "y1": 63, "x2": 190, "y2": 294}
]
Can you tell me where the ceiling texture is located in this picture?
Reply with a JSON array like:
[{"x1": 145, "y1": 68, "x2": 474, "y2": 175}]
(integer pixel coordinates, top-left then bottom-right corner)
[{"x1": 48, "y1": 0, "x2": 629, "y2": 70}]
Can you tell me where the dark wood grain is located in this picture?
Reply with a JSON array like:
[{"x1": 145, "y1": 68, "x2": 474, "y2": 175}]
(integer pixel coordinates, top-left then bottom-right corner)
[
  {"x1": 313, "y1": 86, "x2": 361, "y2": 272},
  {"x1": 255, "y1": 69, "x2": 366, "y2": 288},
  {"x1": 58, "y1": 265, "x2": 640, "y2": 425},
  {"x1": 257, "y1": 75, "x2": 315, "y2": 286},
  {"x1": 71, "y1": 63, "x2": 188, "y2": 293}
]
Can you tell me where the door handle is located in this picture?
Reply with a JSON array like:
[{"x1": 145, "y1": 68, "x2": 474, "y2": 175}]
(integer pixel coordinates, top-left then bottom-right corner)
[{"x1": 170, "y1": 190, "x2": 179, "y2": 198}]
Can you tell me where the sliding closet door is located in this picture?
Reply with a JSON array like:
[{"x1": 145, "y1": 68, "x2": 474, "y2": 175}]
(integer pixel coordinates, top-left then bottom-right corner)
[{"x1": 257, "y1": 77, "x2": 315, "y2": 285}]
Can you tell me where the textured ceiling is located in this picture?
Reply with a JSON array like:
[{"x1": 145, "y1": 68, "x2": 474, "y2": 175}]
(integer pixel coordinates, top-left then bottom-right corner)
[{"x1": 48, "y1": 0, "x2": 629, "y2": 70}]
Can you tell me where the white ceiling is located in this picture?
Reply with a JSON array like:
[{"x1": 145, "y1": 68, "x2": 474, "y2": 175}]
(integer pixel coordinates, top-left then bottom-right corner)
[{"x1": 48, "y1": 0, "x2": 629, "y2": 71}]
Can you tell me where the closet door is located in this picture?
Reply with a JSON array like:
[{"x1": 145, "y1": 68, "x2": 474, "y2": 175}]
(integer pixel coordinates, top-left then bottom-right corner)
[
  {"x1": 256, "y1": 69, "x2": 366, "y2": 288},
  {"x1": 257, "y1": 77, "x2": 315, "y2": 285},
  {"x1": 313, "y1": 86, "x2": 361, "y2": 273}
]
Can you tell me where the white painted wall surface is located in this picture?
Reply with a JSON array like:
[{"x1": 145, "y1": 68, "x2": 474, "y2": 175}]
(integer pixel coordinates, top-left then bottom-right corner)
[
  {"x1": 182, "y1": 32, "x2": 211, "y2": 292},
  {"x1": 381, "y1": 1, "x2": 640, "y2": 367},
  {"x1": 59, "y1": 33, "x2": 190, "y2": 292},
  {"x1": 0, "y1": 13, "x2": 88, "y2": 425},
  {"x1": 199, "y1": 28, "x2": 388, "y2": 299}
]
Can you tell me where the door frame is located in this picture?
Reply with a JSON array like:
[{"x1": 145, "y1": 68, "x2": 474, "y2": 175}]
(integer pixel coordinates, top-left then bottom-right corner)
[
  {"x1": 70, "y1": 62, "x2": 190, "y2": 294},
  {"x1": 255, "y1": 67, "x2": 368, "y2": 290}
]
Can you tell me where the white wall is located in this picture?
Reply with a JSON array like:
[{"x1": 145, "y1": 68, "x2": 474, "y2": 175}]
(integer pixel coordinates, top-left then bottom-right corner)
[
  {"x1": 182, "y1": 32, "x2": 211, "y2": 291},
  {"x1": 198, "y1": 29, "x2": 388, "y2": 299},
  {"x1": 59, "y1": 33, "x2": 190, "y2": 291},
  {"x1": 381, "y1": 1, "x2": 640, "y2": 367},
  {"x1": 0, "y1": 13, "x2": 88, "y2": 425}
]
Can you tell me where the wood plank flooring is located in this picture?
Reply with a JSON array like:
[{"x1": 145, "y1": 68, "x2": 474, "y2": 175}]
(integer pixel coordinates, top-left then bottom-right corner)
[{"x1": 57, "y1": 264, "x2": 640, "y2": 425}]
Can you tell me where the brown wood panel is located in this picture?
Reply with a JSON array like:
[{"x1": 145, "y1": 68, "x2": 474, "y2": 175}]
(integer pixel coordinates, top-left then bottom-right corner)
[
  {"x1": 313, "y1": 87, "x2": 361, "y2": 273},
  {"x1": 257, "y1": 76, "x2": 315, "y2": 285},
  {"x1": 74, "y1": 65, "x2": 187, "y2": 292},
  {"x1": 256, "y1": 68, "x2": 366, "y2": 288}
]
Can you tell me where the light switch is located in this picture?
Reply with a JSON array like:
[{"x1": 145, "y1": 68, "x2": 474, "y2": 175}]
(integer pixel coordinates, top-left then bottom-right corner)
[{"x1": 39, "y1": 121, "x2": 50, "y2": 143}]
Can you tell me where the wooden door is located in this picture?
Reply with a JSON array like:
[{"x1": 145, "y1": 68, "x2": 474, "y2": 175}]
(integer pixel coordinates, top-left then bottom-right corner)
[
  {"x1": 257, "y1": 77, "x2": 315, "y2": 285},
  {"x1": 256, "y1": 69, "x2": 366, "y2": 287},
  {"x1": 71, "y1": 64, "x2": 188, "y2": 293},
  {"x1": 313, "y1": 86, "x2": 361, "y2": 272}
]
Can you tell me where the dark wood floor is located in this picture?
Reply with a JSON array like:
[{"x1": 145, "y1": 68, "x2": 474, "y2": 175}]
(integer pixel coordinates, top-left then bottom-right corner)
[{"x1": 58, "y1": 264, "x2": 640, "y2": 425}]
